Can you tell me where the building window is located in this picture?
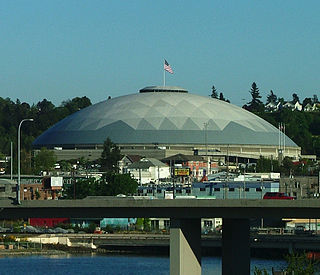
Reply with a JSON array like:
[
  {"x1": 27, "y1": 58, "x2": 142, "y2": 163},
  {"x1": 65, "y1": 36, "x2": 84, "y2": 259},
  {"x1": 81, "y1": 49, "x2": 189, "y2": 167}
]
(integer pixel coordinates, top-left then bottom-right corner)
[
  {"x1": 214, "y1": 188, "x2": 220, "y2": 192},
  {"x1": 245, "y1": 188, "x2": 249, "y2": 192},
  {"x1": 12, "y1": 187, "x2": 17, "y2": 192},
  {"x1": 0, "y1": 187, "x2": 5, "y2": 192},
  {"x1": 200, "y1": 188, "x2": 206, "y2": 191},
  {"x1": 229, "y1": 188, "x2": 235, "y2": 192},
  {"x1": 157, "y1": 189, "x2": 162, "y2": 193},
  {"x1": 147, "y1": 189, "x2": 153, "y2": 194},
  {"x1": 176, "y1": 189, "x2": 182, "y2": 193},
  {"x1": 164, "y1": 220, "x2": 170, "y2": 229},
  {"x1": 186, "y1": 189, "x2": 191, "y2": 194},
  {"x1": 151, "y1": 220, "x2": 159, "y2": 230},
  {"x1": 204, "y1": 220, "x2": 213, "y2": 227},
  {"x1": 138, "y1": 189, "x2": 143, "y2": 194},
  {"x1": 256, "y1": 188, "x2": 262, "y2": 192}
]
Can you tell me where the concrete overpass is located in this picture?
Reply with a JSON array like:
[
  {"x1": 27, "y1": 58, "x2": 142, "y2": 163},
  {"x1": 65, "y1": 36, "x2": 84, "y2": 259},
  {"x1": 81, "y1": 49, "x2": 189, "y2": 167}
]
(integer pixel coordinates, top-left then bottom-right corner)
[{"x1": 1, "y1": 198, "x2": 320, "y2": 275}]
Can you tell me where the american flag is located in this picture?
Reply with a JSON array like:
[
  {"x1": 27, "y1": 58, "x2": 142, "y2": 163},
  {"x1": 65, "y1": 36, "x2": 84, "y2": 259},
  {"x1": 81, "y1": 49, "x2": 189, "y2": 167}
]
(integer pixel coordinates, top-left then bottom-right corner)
[{"x1": 164, "y1": 59, "x2": 174, "y2": 74}]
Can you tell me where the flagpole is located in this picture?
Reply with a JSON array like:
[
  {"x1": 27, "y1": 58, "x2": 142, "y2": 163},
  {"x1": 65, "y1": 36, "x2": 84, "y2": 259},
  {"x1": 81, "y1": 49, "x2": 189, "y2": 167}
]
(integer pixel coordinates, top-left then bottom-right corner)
[
  {"x1": 163, "y1": 60, "x2": 166, "y2": 86},
  {"x1": 278, "y1": 123, "x2": 280, "y2": 152},
  {"x1": 283, "y1": 123, "x2": 286, "y2": 156}
]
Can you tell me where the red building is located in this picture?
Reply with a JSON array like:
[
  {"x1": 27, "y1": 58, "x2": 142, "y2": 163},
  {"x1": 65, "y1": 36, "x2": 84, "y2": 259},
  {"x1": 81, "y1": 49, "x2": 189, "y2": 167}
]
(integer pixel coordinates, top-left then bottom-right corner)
[{"x1": 29, "y1": 218, "x2": 69, "y2": 227}]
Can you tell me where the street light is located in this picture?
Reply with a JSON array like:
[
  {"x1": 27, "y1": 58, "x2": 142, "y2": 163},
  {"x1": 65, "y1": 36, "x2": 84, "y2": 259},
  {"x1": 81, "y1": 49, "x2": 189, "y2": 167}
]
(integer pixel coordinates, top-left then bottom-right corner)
[{"x1": 17, "y1": 118, "x2": 34, "y2": 204}]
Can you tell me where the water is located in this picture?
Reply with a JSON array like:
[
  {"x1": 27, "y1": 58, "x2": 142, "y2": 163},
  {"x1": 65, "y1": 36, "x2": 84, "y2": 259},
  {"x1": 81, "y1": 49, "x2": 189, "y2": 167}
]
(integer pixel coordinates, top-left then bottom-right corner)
[{"x1": 0, "y1": 254, "x2": 286, "y2": 275}]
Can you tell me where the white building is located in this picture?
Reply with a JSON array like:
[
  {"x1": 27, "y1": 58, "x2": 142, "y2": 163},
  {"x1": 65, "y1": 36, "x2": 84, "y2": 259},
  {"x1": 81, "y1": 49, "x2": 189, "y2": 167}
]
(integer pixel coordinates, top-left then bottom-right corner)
[{"x1": 127, "y1": 158, "x2": 170, "y2": 185}]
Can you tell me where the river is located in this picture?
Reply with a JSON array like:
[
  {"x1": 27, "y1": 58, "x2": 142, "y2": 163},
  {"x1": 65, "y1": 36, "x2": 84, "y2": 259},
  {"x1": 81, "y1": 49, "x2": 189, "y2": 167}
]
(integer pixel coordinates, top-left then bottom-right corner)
[{"x1": 0, "y1": 254, "x2": 286, "y2": 274}]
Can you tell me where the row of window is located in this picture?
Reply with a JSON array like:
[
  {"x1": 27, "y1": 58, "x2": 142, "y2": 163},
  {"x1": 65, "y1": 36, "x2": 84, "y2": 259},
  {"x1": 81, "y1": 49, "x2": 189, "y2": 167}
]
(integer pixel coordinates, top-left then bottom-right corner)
[
  {"x1": 139, "y1": 187, "x2": 263, "y2": 194},
  {"x1": 0, "y1": 186, "x2": 16, "y2": 192},
  {"x1": 199, "y1": 187, "x2": 262, "y2": 192},
  {"x1": 138, "y1": 189, "x2": 191, "y2": 194}
]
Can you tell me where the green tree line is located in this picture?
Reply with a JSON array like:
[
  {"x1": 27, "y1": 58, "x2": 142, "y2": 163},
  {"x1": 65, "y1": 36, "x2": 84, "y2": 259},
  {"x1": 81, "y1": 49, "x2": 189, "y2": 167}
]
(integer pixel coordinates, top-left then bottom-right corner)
[
  {"x1": 241, "y1": 82, "x2": 320, "y2": 156},
  {"x1": 1, "y1": 82, "x2": 319, "y2": 175},
  {"x1": 211, "y1": 83, "x2": 319, "y2": 157},
  {"x1": 0, "y1": 96, "x2": 91, "y2": 173}
]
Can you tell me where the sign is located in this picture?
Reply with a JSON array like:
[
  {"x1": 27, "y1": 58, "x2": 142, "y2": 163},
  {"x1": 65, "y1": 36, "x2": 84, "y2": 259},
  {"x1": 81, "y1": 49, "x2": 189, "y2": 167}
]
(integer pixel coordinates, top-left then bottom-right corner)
[
  {"x1": 51, "y1": 176, "x2": 63, "y2": 187},
  {"x1": 174, "y1": 168, "x2": 190, "y2": 176}
]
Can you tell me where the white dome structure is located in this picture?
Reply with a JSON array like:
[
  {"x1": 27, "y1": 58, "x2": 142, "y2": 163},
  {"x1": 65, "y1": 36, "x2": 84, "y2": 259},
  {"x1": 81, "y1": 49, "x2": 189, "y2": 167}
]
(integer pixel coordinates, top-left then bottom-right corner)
[{"x1": 33, "y1": 86, "x2": 300, "y2": 160}]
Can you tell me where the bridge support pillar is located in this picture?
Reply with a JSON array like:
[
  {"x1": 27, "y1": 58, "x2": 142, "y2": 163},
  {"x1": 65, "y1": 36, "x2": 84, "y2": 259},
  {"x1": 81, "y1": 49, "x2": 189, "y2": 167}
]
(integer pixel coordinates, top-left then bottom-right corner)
[
  {"x1": 222, "y1": 218, "x2": 250, "y2": 275},
  {"x1": 170, "y1": 218, "x2": 201, "y2": 275}
]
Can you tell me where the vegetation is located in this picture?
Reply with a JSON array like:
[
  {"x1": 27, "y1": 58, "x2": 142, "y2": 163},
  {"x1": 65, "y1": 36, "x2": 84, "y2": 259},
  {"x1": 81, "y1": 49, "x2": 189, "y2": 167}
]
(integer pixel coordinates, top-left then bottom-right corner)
[
  {"x1": 210, "y1": 86, "x2": 218, "y2": 99},
  {"x1": 285, "y1": 252, "x2": 319, "y2": 275},
  {"x1": 0, "y1": 83, "x2": 319, "y2": 176},
  {"x1": 33, "y1": 147, "x2": 57, "y2": 174},
  {"x1": 246, "y1": 82, "x2": 264, "y2": 112},
  {"x1": 254, "y1": 252, "x2": 319, "y2": 275},
  {"x1": 64, "y1": 173, "x2": 138, "y2": 199},
  {"x1": 242, "y1": 82, "x2": 320, "y2": 157},
  {"x1": 63, "y1": 137, "x2": 138, "y2": 199},
  {"x1": 99, "y1": 137, "x2": 121, "y2": 173},
  {"x1": 0, "y1": 96, "x2": 91, "y2": 174}
]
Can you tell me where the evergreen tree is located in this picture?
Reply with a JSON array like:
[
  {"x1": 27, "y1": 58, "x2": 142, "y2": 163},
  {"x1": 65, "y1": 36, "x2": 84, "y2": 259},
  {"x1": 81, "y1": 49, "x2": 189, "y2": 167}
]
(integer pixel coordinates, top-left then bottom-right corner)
[
  {"x1": 302, "y1": 98, "x2": 313, "y2": 108},
  {"x1": 292, "y1": 93, "x2": 300, "y2": 104},
  {"x1": 100, "y1": 137, "x2": 121, "y2": 173},
  {"x1": 219, "y1": 92, "x2": 226, "y2": 101},
  {"x1": 210, "y1": 86, "x2": 218, "y2": 98},
  {"x1": 247, "y1": 82, "x2": 263, "y2": 112},
  {"x1": 266, "y1": 90, "x2": 277, "y2": 104}
]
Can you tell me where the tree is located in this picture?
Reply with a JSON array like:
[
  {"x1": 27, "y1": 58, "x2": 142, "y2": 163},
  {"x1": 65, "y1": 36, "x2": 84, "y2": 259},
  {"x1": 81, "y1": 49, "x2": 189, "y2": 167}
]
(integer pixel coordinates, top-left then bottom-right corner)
[
  {"x1": 247, "y1": 82, "x2": 264, "y2": 112},
  {"x1": 280, "y1": 157, "x2": 295, "y2": 176},
  {"x1": 61, "y1": 96, "x2": 91, "y2": 113},
  {"x1": 210, "y1": 86, "x2": 218, "y2": 99},
  {"x1": 100, "y1": 137, "x2": 121, "y2": 173},
  {"x1": 285, "y1": 252, "x2": 318, "y2": 274},
  {"x1": 104, "y1": 173, "x2": 138, "y2": 196},
  {"x1": 302, "y1": 98, "x2": 313, "y2": 108},
  {"x1": 33, "y1": 147, "x2": 57, "y2": 174},
  {"x1": 219, "y1": 92, "x2": 226, "y2": 101},
  {"x1": 256, "y1": 156, "x2": 279, "y2": 173},
  {"x1": 266, "y1": 90, "x2": 277, "y2": 104},
  {"x1": 292, "y1": 93, "x2": 300, "y2": 104}
]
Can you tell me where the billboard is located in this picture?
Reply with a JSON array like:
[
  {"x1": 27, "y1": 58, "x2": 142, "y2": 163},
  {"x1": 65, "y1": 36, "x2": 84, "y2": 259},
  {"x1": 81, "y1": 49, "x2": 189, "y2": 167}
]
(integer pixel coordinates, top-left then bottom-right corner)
[
  {"x1": 51, "y1": 176, "x2": 63, "y2": 187},
  {"x1": 174, "y1": 168, "x2": 190, "y2": 176}
]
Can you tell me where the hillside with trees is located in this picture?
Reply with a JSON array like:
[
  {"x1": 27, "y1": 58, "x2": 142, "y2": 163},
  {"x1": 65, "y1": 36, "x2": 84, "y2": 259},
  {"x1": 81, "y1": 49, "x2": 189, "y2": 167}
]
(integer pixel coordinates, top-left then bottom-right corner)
[
  {"x1": 0, "y1": 83, "x2": 319, "y2": 175},
  {"x1": 242, "y1": 82, "x2": 320, "y2": 156},
  {"x1": 0, "y1": 96, "x2": 91, "y2": 174}
]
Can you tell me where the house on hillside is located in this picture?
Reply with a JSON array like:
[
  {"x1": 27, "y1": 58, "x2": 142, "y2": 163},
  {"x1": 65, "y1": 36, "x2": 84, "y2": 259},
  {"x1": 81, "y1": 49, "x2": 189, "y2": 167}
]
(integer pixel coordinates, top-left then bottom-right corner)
[
  {"x1": 294, "y1": 101, "x2": 303, "y2": 111},
  {"x1": 304, "y1": 103, "x2": 320, "y2": 112},
  {"x1": 265, "y1": 102, "x2": 278, "y2": 112},
  {"x1": 283, "y1": 101, "x2": 302, "y2": 111}
]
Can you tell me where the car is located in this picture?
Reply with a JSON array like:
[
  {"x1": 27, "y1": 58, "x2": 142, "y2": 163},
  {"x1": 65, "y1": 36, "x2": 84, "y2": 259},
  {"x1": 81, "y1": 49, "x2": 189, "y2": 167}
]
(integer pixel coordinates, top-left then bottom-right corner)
[{"x1": 263, "y1": 192, "x2": 295, "y2": 200}]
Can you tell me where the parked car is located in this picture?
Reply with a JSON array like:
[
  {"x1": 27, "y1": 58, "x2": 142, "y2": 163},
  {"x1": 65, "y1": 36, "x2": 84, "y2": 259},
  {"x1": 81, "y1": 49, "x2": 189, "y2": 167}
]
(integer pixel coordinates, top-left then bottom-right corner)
[
  {"x1": 294, "y1": 225, "x2": 314, "y2": 235},
  {"x1": 263, "y1": 192, "x2": 295, "y2": 200}
]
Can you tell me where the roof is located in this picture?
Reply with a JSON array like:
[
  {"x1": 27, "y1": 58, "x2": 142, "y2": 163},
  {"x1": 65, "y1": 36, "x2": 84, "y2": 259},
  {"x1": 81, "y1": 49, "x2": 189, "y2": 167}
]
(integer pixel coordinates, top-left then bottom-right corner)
[
  {"x1": 162, "y1": 154, "x2": 204, "y2": 162},
  {"x1": 127, "y1": 158, "x2": 168, "y2": 169},
  {"x1": 33, "y1": 86, "x2": 298, "y2": 148},
  {"x1": 139, "y1": 86, "x2": 188, "y2": 93},
  {"x1": 122, "y1": 155, "x2": 143, "y2": 163}
]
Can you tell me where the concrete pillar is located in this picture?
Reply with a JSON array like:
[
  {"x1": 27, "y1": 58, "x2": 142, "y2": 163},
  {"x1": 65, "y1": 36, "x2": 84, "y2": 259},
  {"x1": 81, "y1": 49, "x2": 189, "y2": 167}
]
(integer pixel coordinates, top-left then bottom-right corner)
[
  {"x1": 222, "y1": 218, "x2": 250, "y2": 275},
  {"x1": 170, "y1": 218, "x2": 201, "y2": 275}
]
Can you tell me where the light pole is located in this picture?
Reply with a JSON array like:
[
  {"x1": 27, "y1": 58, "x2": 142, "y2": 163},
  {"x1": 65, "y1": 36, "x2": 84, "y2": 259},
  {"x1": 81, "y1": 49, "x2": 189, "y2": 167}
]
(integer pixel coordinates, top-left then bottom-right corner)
[{"x1": 17, "y1": 118, "x2": 34, "y2": 204}]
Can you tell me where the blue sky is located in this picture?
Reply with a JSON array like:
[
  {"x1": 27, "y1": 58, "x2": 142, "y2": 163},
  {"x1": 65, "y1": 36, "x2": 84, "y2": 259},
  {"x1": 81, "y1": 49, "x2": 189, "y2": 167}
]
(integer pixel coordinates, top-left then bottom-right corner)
[{"x1": 0, "y1": 0, "x2": 319, "y2": 107}]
